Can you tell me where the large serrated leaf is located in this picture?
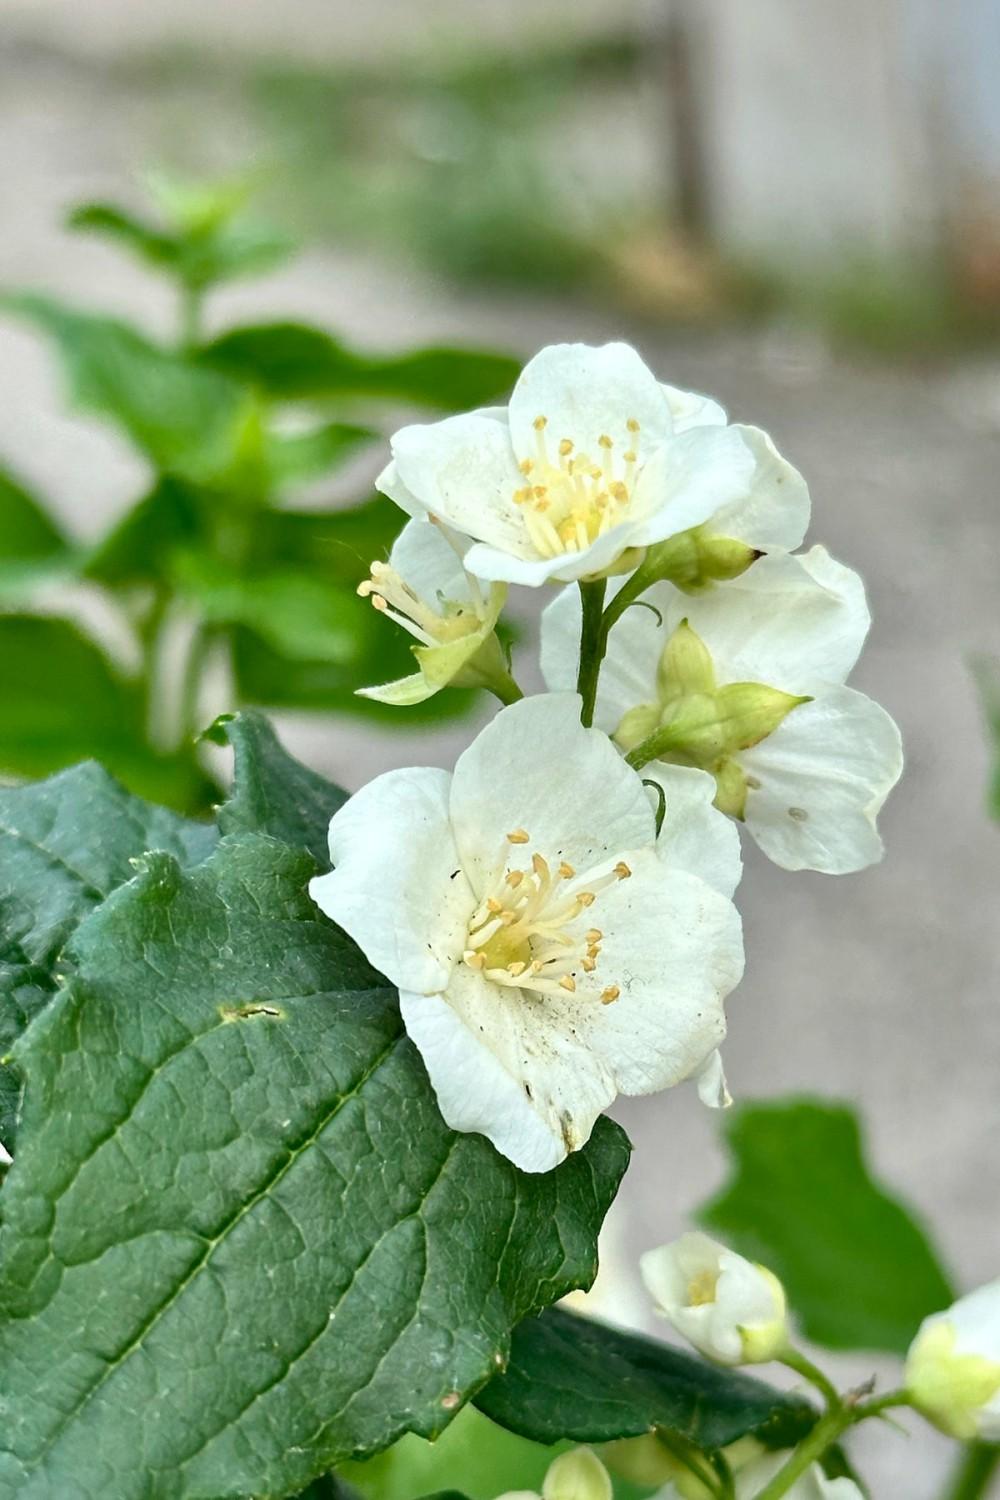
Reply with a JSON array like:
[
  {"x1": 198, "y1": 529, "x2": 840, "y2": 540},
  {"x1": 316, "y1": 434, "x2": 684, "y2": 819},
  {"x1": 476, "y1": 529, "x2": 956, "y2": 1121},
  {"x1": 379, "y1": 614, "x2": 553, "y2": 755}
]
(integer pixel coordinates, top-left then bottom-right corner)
[
  {"x1": 474, "y1": 1306, "x2": 814, "y2": 1453},
  {"x1": 0, "y1": 834, "x2": 629, "y2": 1499},
  {"x1": 698, "y1": 1099, "x2": 954, "y2": 1353}
]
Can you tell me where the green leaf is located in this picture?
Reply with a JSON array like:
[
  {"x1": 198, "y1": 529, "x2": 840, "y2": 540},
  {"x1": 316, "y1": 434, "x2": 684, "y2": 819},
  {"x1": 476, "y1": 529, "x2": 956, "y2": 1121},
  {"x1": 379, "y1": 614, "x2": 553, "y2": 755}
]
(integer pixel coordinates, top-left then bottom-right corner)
[
  {"x1": 0, "y1": 467, "x2": 73, "y2": 601},
  {"x1": 208, "y1": 709, "x2": 347, "y2": 865},
  {"x1": 698, "y1": 1098, "x2": 955, "y2": 1353},
  {"x1": 2, "y1": 295, "x2": 255, "y2": 485},
  {"x1": 267, "y1": 420, "x2": 377, "y2": 487},
  {"x1": 199, "y1": 322, "x2": 518, "y2": 409},
  {"x1": 0, "y1": 760, "x2": 215, "y2": 1151},
  {"x1": 83, "y1": 477, "x2": 207, "y2": 587},
  {"x1": 0, "y1": 834, "x2": 629, "y2": 1499},
  {"x1": 972, "y1": 655, "x2": 1000, "y2": 819},
  {"x1": 475, "y1": 1306, "x2": 814, "y2": 1453},
  {"x1": 69, "y1": 201, "x2": 295, "y2": 291},
  {"x1": 0, "y1": 614, "x2": 215, "y2": 811},
  {"x1": 341, "y1": 1406, "x2": 561, "y2": 1500}
]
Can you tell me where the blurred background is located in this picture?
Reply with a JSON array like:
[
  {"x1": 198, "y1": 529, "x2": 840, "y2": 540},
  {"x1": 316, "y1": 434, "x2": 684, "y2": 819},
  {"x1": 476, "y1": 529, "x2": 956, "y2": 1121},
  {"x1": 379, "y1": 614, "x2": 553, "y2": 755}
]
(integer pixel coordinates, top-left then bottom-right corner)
[{"x1": 2, "y1": 1, "x2": 1000, "y2": 1493}]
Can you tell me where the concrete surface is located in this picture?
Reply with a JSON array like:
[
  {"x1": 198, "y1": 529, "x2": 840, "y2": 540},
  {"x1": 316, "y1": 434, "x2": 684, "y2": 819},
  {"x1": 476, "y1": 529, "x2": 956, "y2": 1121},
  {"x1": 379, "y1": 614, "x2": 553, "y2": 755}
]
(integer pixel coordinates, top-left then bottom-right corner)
[{"x1": 1, "y1": 19, "x2": 999, "y2": 1498}]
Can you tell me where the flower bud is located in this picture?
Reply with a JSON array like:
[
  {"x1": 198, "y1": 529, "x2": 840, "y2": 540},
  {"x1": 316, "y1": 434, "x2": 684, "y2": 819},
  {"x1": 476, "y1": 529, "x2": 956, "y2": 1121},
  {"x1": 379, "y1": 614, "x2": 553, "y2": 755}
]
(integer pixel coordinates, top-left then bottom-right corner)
[
  {"x1": 641, "y1": 527, "x2": 758, "y2": 595},
  {"x1": 640, "y1": 1231, "x2": 788, "y2": 1366},
  {"x1": 542, "y1": 1448, "x2": 612, "y2": 1500},
  {"x1": 906, "y1": 1281, "x2": 1000, "y2": 1439}
]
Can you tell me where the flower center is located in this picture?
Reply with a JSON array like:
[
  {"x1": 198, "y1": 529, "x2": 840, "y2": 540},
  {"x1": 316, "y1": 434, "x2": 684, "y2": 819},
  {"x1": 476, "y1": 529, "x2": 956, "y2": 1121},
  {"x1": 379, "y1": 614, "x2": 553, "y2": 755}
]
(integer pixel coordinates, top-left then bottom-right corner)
[
  {"x1": 358, "y1": 560, "x2": 483, "y2": 645},
  {"x1": 462, "y1": 829, "x2": 630, "y2": 1004},
  {"x1": 687, "y1": 1268, "x2": 720, "y2": 1308},
  {"x1": 512, "y1": 415, "x2": 643, "y2": 558}
]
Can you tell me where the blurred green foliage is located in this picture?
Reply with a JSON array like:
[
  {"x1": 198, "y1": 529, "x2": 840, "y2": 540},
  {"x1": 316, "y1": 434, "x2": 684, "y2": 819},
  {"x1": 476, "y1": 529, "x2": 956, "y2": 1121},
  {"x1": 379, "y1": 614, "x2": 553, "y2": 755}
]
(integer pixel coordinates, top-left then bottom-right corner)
[
  {"x1": 973, "y1": 656, "x2": 1000, "y2": 819},
  {"x1": 0, "y1": 177, "x2": 519, "y2": 811}
]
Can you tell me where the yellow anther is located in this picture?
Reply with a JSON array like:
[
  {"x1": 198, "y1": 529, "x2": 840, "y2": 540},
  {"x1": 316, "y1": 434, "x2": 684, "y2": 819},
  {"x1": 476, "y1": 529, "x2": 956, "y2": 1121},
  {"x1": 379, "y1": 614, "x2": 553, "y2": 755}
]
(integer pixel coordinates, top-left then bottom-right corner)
[
  {"x1": 508, "y1": 829, "x2": 530, "y2": 844},
  {"x1": 558, "y1": 438, "x2": 574, "y2": 456},
  {"x1": 371, "y1": 595, "x2": 388, "y2": 612},
  {"x1": 558, "y1": 861, "x2": 575, "y2": 879},
  {"x1": 626, "y1": 417, "x2": 640, "y2": 433},
  {"x1": 532, "y1": 485, "x2": 548, "y2": 499},
  {"x1": 498, "y1": 909, "x2": 518, "y2": 925},
  {"x1": 532, "y1": 852, "x2": 550, "y2": 878},
  {"x1": 464, "y1": 951, "x2": 486, "y2": 971},
  {"x1": 614, "y1": 862, "x2": 633, "y2": 880},
  {"x1": 507, "y1": 961, "x2": 526, "y2": 977},
  {"x1": 531, "y1": 960, "x2": 544, "y2": 973},
  {"x1": 533, "y1": 415, "x2": 548, "y2": 430},
  {"x1": 559, "y1": 975, "x2": 577, "y2": 993},
  {"x1": 506, "y1": 869, "x2": 525, "y2": 887},
  {"x1": 586, "y1": 929, "x2": 603, "y2": 944},
  {"x1": 536, "y1": 498, "x2": 551, "y2": 512},
  {"x1": 513, "y1": 487, "x2": 531, "y2": 504},
  {"x1": 601, "y1": 985, "x2": 621, "y2": 1004},
  {"x1": 598, "y1": 433, "x2": 613, "y2": 449},
  {"x1": 519, "y1": 458, "x2": 534, "y2": 475},
  {"x1": 582, "y1": 958, "x2": 597, "y2": 973},
  {"x1": 586, "y1": 945, "x2": 601, "y2": 960},
  {"x1": 486, "y1": 898, "x2": 503, "y2": 913},
  {"x1": 609, "y1": 481, "x2": 628, "y2": 502},
  {"x1": 577, "y1": 891, "x2": 596, "y2": 907},
  {"x1": 623, "y1": 449, "x2": 638, "y2": 464}
]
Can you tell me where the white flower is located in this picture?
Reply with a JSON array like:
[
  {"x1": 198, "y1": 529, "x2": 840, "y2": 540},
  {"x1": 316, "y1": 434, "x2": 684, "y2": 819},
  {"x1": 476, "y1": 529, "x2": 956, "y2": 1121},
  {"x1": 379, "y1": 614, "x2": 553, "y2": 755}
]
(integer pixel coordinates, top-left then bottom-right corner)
[
  {"x1": 541, "y1": 547, "x2": 903, "y2": 874},
  {"x1": 309, "y1": 693, "x2": 744, "y2": 1172},
  {"x1": 377, "y1": 343, "x2": 809, "y2": 586},
  {"x1": 906, "y1": 1281, "x2": 1000, "y2": 1439},
  {"x1": 640, "y1": 1231, "x2": 788, "y2": 1365},
  {"x1": 356, "y1": 518, "x2": 509, "y2": 704},
  {"x1": 728, "y1": 1453, "x2": 862, "y2": 1500},
  {"x1": 498, "y1": 1447, "x2": 612, "y2": 1500}
]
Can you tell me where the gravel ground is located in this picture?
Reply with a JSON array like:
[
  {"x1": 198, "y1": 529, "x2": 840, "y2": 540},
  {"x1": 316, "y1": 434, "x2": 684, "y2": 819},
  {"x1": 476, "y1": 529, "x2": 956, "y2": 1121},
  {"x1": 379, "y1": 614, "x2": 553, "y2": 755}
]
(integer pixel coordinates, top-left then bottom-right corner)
[{"x1": 2, "y1": 15, "x2": 1000, "y2": 1497}]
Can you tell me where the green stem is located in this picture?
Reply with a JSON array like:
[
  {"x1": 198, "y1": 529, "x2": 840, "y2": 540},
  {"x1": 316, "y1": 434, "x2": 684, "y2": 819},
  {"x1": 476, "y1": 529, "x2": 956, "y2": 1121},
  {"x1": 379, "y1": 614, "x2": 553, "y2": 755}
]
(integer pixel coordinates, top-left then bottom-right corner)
[
  {"x1": 941, "y1": 1442, "x2": 1000, "y2": 1500},
  {"x1": 753, "y1": 1390, "x2": 912, "y2": 1500},
  {"x1": 779, "y1": 1348, "x2": 843, "y2": 1412},
  {"x1": 654, "y1": 1428, "x2": 724, "y2": 1498},
  {"x1": 488, "y1": 671, "x2": 524, "y2": 707},
  {"x1": 576, "y1": 578, "x2": 607, "y2": 726}
]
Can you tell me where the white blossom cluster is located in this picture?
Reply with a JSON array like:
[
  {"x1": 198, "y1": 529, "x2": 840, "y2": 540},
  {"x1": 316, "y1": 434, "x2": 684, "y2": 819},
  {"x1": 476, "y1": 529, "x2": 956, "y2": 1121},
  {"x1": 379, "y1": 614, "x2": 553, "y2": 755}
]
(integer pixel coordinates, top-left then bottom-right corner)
[{"x1": 311, "y1": 343, "x2": 903, "y2": 1174}]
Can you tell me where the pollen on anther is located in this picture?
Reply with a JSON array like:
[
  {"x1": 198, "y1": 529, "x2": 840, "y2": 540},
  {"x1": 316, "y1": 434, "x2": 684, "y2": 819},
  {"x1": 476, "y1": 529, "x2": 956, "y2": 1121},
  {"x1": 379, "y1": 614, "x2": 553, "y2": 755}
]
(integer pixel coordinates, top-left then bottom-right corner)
[
  {"x1": 533, "y1": 415, "x2": 548, "y2": 430},
  {"x1": 559, "y1": 975, "x2": 577, "y2": 993},
  {"x1": 464, "y1": 951, "x2": 486, "y2": 970},
  {"x1": 558, "y1": 861, "x2": 575, "y2": 879},
  {"x1": 508, "y1": 828, "x2": 530, "y2": 844},
  {"x1": 582, "y1": 958, "x2": 596, "y2": 973},
  {"x1": 507, "y1": 869, "x2": 525, "y2": 887},
  {"x1": 601, "y1": 985, "x2": 621, "y2": 1004},
  {"x1": 507, "y1": 961, "x2": 526, "y2": 976},
  {"x1": 577, "y1": 891, "x2": 596, "y2": 906},
  {"x1": 598, "y1": 433, "x2": 613, "y2": 449},
  {"x1": 626, "y1": 417, "x2": 641, "y2": 433},
  {"x1": 486, "y1": 897, "x2": 503, "y2": 913},
  {"x1": 558, "y1": 438, "x2": 574, "y2": 456},
  {"x1": 519, "y1": 458, "x2": 534, "y2": 475},
  {"x1": 614, "y1": 861, "x2": 633, "y2": 880},
  {"x1": 586, "y1": 928, "x2": 602, "y2": 943},
  {"x1": 532, "y1": 852, "x2": 549, "y2": 876}
]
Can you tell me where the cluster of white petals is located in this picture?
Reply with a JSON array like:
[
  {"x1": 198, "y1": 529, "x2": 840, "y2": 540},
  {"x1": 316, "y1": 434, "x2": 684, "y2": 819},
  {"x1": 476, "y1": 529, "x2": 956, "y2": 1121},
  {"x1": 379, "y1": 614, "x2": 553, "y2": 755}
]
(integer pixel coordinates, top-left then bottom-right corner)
[
  {"x1": 311, "y1": 695, "x2": 744, "y2": 1172},
  {"x1": 312, "y1": 338, "x2": 903, "y2": 1170},
  {"x1": 641, "y1": 1231, "x2": 788, "y2": 1366}
]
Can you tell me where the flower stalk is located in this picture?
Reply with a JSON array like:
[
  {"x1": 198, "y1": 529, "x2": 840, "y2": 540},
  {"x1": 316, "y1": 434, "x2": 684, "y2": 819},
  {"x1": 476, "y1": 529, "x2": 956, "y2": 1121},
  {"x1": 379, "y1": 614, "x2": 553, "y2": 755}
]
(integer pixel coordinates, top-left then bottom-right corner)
[{"x1": 576, "y1": 577, "x2": 607, "y2": 725}]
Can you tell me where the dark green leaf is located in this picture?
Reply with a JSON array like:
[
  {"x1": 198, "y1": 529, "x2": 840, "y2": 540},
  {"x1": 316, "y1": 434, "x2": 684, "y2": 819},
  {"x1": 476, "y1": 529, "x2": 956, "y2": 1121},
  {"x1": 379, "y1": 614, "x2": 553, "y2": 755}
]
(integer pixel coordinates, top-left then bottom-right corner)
[
  {"x1": 0, "y1": 614, "x2": 216, "y2": 811},
  {"x1": 68, "y1": 203, "x2": 179, "y2": 271},
  {"x1": 0, "y1": 759, "x2": 215, "y2": 1151},
  {"x1": 69, "y1": 201, "x2": 295, "y2": 291},
  {"x1": 200, "y1": 322, "x2": 518, "y2": 409},
  {"x1": 0, "y1": 467, "x2": 73, "y2": 601},
  {"x1": 698, "y1": 1099, "x2": 955, "y2": 1353},
  {"x1": 475, "y1": 1306, "x2": 814, "y2": 1453},
  {"x1": 267, "y1": 421, "x2": 377, "y2": 487},
  {"x1": 0, "y1": 834, "x2": 628, "y2": 1498},
  {"x1": 2, "y1": 295, "x2": 255, "y2": 485},
  {"x1": 209, "y1": 709, "x2": 347, "y2": 865}
]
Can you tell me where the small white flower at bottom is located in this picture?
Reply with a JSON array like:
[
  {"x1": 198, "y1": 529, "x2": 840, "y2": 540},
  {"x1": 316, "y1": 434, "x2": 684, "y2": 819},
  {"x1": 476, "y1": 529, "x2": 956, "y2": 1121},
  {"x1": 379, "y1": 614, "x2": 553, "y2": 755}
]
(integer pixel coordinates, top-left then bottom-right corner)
[
  {"x1": 640, "y1": 1231, "x2": 788, "y2": 1366},
  {"x1": 310, "y1": 693, "x2": 744, "y2": 1172}
]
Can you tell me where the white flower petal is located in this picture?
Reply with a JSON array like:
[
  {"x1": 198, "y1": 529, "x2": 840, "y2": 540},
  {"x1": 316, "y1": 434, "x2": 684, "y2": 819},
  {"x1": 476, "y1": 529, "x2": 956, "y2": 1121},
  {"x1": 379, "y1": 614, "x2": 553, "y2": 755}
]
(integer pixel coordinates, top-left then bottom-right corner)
[
  {"x1": 462, "y1": 517, "x2": 640, "y2": 587},
  {"x1": 734, "y1": 1454, "x2": 863, "y2": 1500},
  {"x1": 390, "y1": 411, "x2": 533, "y2": 558},
  {"x1": 680, "y1": 547, "x2": 871, "y2": 692},
  {"x1": 644, "y1": 763, "x2": 743, "y2": 898},
  {"x1": 540, "y1": 583, "x2": 661, "y2": 736},
  {"x1": 568, "y1": 854, "x2": 743, "y2": 1096},
  {"x1": 709, "y1": 425, "x2": 810, "y2": 551},
  {"x1": 741, "y1": 686, "x2": 903, "y2": 873},
  {"x1": 631, "y1": 426, "x2": 758, "y2": 541},
  {"x1": 660, "y1": 382, "x2": 727, "y2": 431},
  {"x1": 309, "y1": 766, "x2": 472, "y2": 992},
  {"x1": 448, "y1": 694, "x2": 655, "y2": 892},
  {"x1": 356, "y1": 671, "x2": 435, "y2": 706},
  {"x1": 694, "y1": 1048, "x2": 732, "y2": 1108},
  {"x1": 375, "y1": 457, "x2": 424, "y2": 519},
  {"x1": 388, "y1": 516, "x2": 472, "y2": 603},
  {"x1": 508, "y1": 342, "x2": 672, "y2": 464},
  {"x1": 399, "y1": 969, "x2": 615, "y2": 1174}
]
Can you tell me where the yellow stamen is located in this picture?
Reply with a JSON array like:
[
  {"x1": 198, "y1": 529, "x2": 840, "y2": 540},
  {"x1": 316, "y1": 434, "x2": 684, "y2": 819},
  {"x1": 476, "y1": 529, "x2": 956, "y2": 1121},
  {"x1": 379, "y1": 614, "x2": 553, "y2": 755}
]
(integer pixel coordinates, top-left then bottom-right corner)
[
  {"x1": 558, "y1": 861, "x2": 575, "y2": 879},
  {"x1": 601, "y1": 985, "x2": 620, "y2": 1004},
  {"x1": 614, "y1": 862, "x2": 632, "y2": 880},
  {"x1": 508, "y1": 829, "x2": 530, "y2": 844},
  {"x1": 559, "y1": 975, "x2": 577, "y2": 993}
]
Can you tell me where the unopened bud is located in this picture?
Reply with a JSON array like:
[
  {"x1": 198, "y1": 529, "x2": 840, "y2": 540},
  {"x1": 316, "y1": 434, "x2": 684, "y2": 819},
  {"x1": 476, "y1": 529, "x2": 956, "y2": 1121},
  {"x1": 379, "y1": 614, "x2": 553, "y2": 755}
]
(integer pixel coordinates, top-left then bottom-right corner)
[
  {"x1": 542, "y1": 1447, "x2": 613, "y2": 1500},
  {"x1": 640, "y1": 1232, "x2": 788, "y2": 1366},
  {"x1": 906, "y1": 1282, "x2": 1000, "y2": 1439},
  {"x1": 657, "y1": 619, "x2": 717, "y2": 702}
]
